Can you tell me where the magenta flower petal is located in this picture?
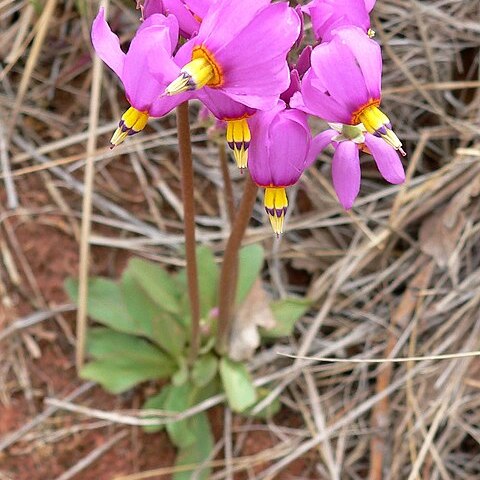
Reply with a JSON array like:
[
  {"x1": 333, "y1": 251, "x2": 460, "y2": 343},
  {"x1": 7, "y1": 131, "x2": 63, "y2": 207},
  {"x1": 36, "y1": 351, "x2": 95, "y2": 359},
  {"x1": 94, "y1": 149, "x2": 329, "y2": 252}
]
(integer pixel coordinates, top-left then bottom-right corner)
[
  {"x1": 197, "y1": 0, "x2": 271, "y2": 50},
  {"x1": 364, "y1": 134, "x2": 405, "y2": 184},
  {"x1": 330, "y1": 27, "x2": 382, "y2": 100},
  {"x1": 142, "y1": 0, "x2": 164, "y2": 18},
  {"x1": 163, "y1": 0, "x2": 200, "y2": 37},
  {"x1": 292, "y1": 68, "x2": 352, "y2": 123},
  {"x1": 212, "y1": 2, "x2": 300, "y2": 108},
  {"x1": 365, "y1": 0, "x2": 376, "y2": 12},
  {"x1": 310, "y1": 35, "x2": 371, "y2": 112},
  {"x1": 268, "y1": 109, "x2": 311, "y2": 186},
  {"x1": 195, "y1": 89, "x2": 255, "y2": 120},
  {"x1": 295, "y1": 45, "x2": 312, "y2": 77},
  {"x1": 122, "y1": 15, "x2": 179, "y2": 111},
  {"x1": 91, "y1": 8, "x2": 125, "y2": 79},
  {"x1": 305, "y1": 129, "x2": 336, "y2": 167},
  {"x1": 185, "y1": 0, "x2": 211, "y2": 18},
  {"x1": 302, "y1": 0, "x2": 370, "y2": 41},
  {"x1": 332, "y1": 141, "x2": 361, "y2": 209},
  {"x1": 280, "y1": 69, "x2": 301, "y2": 105},
  {"x1": 249, "y1": 102, "x2": 311, "y2": 187}
]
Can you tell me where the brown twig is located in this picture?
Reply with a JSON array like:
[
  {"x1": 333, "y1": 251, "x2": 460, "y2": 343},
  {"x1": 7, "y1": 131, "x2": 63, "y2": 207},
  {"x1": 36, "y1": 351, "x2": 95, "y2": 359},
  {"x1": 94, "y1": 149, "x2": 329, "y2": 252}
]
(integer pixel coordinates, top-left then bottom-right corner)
[{"x1": 176, "y1": 102, "x2": 201, "y2": 364}]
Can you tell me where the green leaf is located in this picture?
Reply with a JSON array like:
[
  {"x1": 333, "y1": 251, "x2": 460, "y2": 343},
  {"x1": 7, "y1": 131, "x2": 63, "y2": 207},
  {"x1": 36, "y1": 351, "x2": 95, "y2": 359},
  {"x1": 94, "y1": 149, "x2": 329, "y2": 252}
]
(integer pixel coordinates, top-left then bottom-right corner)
[
  {"x1": 192, "y1": 354, "x2": 218, "y2": 388},
  {"x1": 127, "y1": 258, "x2": 181, "y2": 315},
  {"x1": 243, "y1": 387, "x2": 282, "y2": 419},
  {"x1": 80, "y1": 328, "x2": 176, "y2": 393},
  {"x1": 142, "y1": 385, "x2": 173, "y2": 433},
  {"x1": 219, "y1": 358, "x2": 257, "y2": 412},
  {"x1": 65, "y1": 277, "x2": 135, "y2": 334},
  {"x1": 196, "y1": 246, "x2": 219, "y2": 318},
  {"x1": 121, "y1": 267, "x2": 186, "y2": 358},
  {"x1": 173, "y1": 412, "x2": 213, "y2": 480},
  {"x1": 164, "y1": 382, "x2": 198, "y2": 448},
  {"x1": 236, "y1": 244, "x2": 264, "y2": 305},
  {"x1": 261, "y1": 298, "x2": 311, "y2": 338}
]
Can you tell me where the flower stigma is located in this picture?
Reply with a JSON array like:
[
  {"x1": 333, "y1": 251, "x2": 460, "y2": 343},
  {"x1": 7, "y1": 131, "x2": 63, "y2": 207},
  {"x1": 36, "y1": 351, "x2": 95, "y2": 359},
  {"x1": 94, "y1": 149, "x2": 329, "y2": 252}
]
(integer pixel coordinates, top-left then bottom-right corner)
[
  {"x1": 226, "y1": 118, "x2": 251, "y2": 169},
  {"x1": 353, "y1": 101, "x2": 406, "y2": 156},
  {"x1": 110, "y1": 107, "x2": 149, "y2": 148},
  {"x1": 165, "y1": 45, "x2": 223, "y2": 96},
  {"x1": 264, "y1": 187, "x2": 288, "y2": 236}
]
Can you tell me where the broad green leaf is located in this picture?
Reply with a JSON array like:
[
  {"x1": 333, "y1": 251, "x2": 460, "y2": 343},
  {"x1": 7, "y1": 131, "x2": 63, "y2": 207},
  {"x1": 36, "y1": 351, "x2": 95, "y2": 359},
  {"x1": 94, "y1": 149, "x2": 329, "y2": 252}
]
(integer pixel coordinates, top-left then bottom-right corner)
[
  {"x1": 172, "y1": 359, "x2": 188, "y2": 386},
  {"x1": 164, "y1": 382, "x2": 198, "y2": 448},
  {"x1": 65, "y1": 277, "x2": 135, "y2": 334},
  {"x1": 127, "y1": 258, "x2": 181, "y2": 315},
  {"x1": 219, "y1": 358, "x2": 257, "y2": 412},
  {"x1": 173, "y1": 412, "x2": 213, "y2": 480},
  {"x1": 236, "y1": 244, "x2": 264, "y2": 305},
  {"x1": 80, "y1": 328, "x2": 176, "y2": 393},
  {"x1": 142, "y1": 385, "x2": 173, "y2": 433},
  {"x1": 243, "y1": 387, "x2": 282, "y2": 419},
  {"x1": 121, "y1": 267, "x2": 186, "y2": 357},
  {"x1": 192, "y1": 354, "x2": 218, "y2": 388},
  {"x1": 261, "y1": 298, "x2": 311, "y2": 338},
  {"x1": 196, "y1": 246, "x2": 219, "y2": 318}
]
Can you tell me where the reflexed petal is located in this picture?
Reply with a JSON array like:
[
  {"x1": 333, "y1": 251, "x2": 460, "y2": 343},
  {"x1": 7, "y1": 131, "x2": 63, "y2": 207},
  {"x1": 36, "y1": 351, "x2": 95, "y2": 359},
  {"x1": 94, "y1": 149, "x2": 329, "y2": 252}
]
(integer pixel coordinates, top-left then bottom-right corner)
[
  {"x1": 303, "y1": 0, "x2": 370, "y2": 41},
  {"x1": 197, "y1": 0, "x2": 271, "y2": 50},
  {"x1": 306, "y1": 129, "x2": 336, "y2": 167},
  {"x1": 295, "y1": 45, "x2": 312, "y2": 77},
  {"x1": 196, "y1": 89, "x2": 255, "y2": 120},
  {"x1": 280, "y1": 69, "x2": 301, "y2": 104},
  {"x1": 142, "y1": 0, "x2": 164, "y2": 18},
  {"x1": 186, "y1": 0, "x2": 211, "y2": 18},
  {"x1": 215, "y1": 3, "x2": 299, "y2": 100},
  {"x1": 331, "y1": 141, "x2": 361, "y2": 209},
  {"x1": 310, "y1": 35, "x2": 371, "y2": 112},
  {"x1": 123, "y1": 18, "x2": 178, "y2": 111},
  {"x1": 91, "y1": 8, "x2": 125, "y2": 79},
  {"x1": 331, "y1": 27, "x2": 382, "y2": 100},
  {"x1": 364, "y1": 0, "x2": 376, "y2": 12},
  {"x1": 292, "y1": 68, "x2": 352, "y2": 123},
  {"x1": 163, "y1": 0, "x2": 200, "y2": 38},
  {"x1": 364, "y1": 134, "x2": 405, "y2": 184},
  {"x1": 268, "y1": 109, "x2": 310, "y2": 186}
]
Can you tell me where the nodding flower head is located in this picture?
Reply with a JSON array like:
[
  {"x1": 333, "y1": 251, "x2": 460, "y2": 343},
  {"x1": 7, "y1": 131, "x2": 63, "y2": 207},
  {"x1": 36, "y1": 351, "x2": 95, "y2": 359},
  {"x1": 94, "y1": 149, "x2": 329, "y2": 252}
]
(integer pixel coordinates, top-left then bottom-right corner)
[
  {"x1": 159, "y1": 0, "x2": 301, "y2": 112},
  {"x1": 308, "y1": 123, "x2": 405, "y2": 210},
  {"x1": 91, "y1": 9, "x2": 189, "y2": 147},
  {"x1": 248, "y1": 102, "x2": 314, "y2": 235},
  {"x1": 292, "y1": 26, "x2": 405, "y2": 156}
]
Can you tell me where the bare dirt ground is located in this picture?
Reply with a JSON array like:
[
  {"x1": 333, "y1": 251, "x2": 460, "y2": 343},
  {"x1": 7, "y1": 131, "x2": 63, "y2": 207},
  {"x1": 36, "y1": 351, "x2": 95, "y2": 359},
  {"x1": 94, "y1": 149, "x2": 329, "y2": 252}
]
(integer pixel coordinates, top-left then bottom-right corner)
[{"x1": 1, "y1": 1, "x2": 480, "y2": 479}]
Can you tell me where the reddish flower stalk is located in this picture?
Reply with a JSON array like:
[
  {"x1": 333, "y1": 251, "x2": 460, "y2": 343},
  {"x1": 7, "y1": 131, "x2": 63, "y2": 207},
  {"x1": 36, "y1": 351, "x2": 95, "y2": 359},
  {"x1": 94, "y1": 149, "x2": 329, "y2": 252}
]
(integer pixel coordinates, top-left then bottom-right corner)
[
  {"x1": 216, "y1": 175, "x2": 258, "y2": 355},
  {"x1": 176, "y1": 102, "x2": 201, "y2": 364}
]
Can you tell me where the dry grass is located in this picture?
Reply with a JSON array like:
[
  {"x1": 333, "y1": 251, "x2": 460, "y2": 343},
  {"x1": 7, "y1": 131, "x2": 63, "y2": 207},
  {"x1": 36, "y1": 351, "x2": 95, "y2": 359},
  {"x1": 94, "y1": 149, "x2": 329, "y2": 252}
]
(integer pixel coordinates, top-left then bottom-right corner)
[{"x1": 1, "y1": 0, "x2": 480, "y2": 479}]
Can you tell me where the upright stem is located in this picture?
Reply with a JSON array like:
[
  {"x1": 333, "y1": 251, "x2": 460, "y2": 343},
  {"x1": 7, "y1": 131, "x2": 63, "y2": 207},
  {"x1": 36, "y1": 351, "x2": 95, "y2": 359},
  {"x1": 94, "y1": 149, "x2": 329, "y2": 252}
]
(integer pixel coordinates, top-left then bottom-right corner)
[
  {"x1": 216, "y1": 175, "x2": 258, "y2": 355},
  {"x1": 218, "y1": 142, "x2": 235, "y2": 224},
  {"x1": 176, "y1": 102, "x2": 201, "y2": 364}
]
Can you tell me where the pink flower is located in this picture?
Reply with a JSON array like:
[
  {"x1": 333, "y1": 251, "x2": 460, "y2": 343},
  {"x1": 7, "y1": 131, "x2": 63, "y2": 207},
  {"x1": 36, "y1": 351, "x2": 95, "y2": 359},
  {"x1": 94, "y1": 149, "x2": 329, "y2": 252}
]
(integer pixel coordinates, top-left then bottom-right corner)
[
  {"x1": 292, "y1": 26, "x2": 405, "y2": 155},
  {"x1": 91, "y1": 8, "x2": 188, "y2": 146},
  {"x1": 302, "y1": 0, "x2": 374, "y2": 41},
  {"x1": 310, "y1": 124, "x2": 405, "y2": 209},
  {"x1": 159, "y1": 0, "x2": 301, "y2": 111},
  {"x1": 248, "y1": 102, "x2": 314, "y2": 235}
]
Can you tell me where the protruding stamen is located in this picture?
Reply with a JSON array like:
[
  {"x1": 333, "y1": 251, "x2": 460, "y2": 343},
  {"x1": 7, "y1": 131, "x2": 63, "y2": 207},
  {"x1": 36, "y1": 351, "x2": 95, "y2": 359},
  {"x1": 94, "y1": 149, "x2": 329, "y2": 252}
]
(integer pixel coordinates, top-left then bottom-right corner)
[
  {"x1": 110, "y1": 107, "x2": 149, "y2": 148},
  {"x1": 264, "y1": 187, "x2": 288, "y2": 235},
  {"x1": 355, "y1": 104, "x2": 405, "y2": 154},
  {"x1": 165, "y1": 45, "x2": 223, "y2": 96},
  {"x1": 226, "y1": 118, "x2": 251, "y2": 169}
]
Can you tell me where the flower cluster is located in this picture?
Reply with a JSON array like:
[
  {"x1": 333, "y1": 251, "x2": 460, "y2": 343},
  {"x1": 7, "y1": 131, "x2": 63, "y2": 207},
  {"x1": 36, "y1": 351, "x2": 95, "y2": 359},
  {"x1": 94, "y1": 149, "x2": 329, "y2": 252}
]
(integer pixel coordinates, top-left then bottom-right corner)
[{"x1": 92, "y1": 0, "x2": 406, "y2": 234}]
